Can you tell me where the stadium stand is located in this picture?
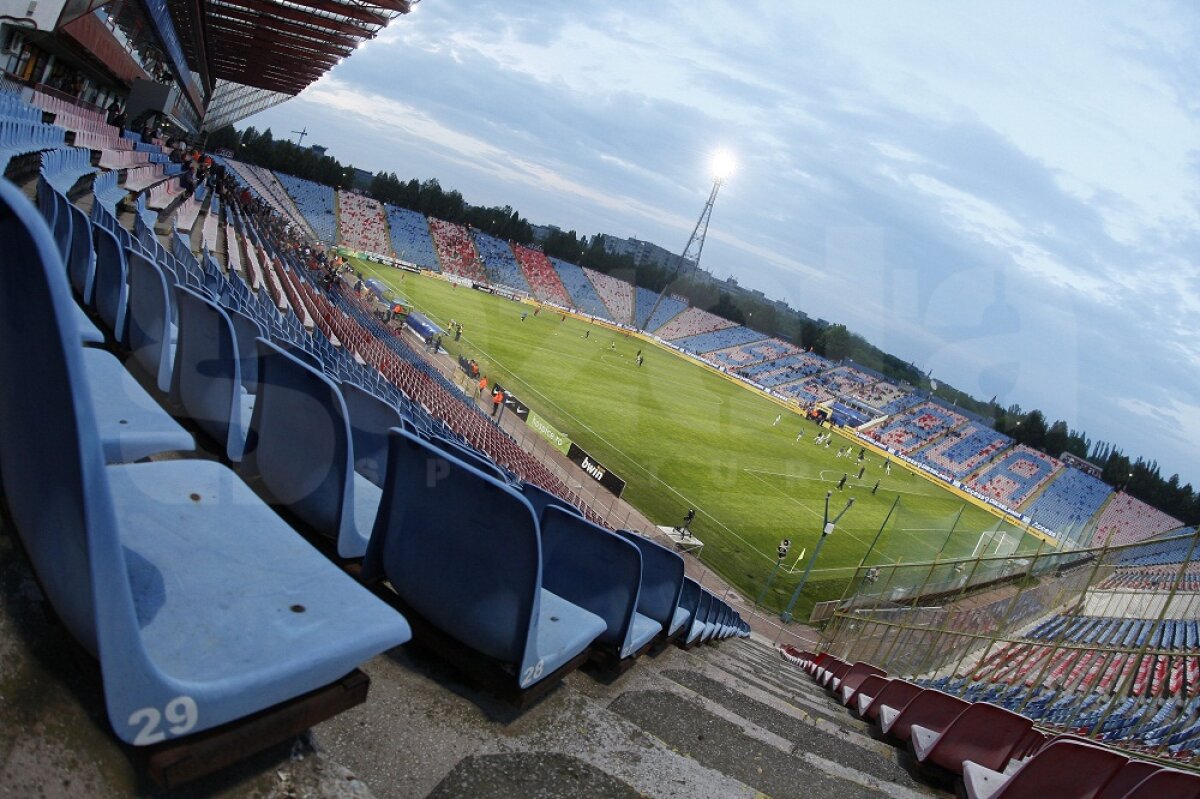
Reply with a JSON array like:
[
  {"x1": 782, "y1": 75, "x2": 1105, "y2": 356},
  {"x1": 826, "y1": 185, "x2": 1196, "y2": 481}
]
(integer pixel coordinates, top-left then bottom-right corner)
[
  {"x1": 868, "y1": 401, "x2": 969, "y2": 454},
  {"x1": 1023, "y1": 467, "x2": 1114, "y2": 534},
  {"x1": 641, "y1": 291, "x2": 688, "y2": 333},
  {"x1": 966, "y1": 445, "x2": 1062, "y2": 509},
  {"x1": 709, "y1": 337, "x2": 800, "y2": 370},
  {"x1": 673, "y1": 325, "x2": 769, "y2": 355},
  {"x1": 1091, "y1": 494, "x2": 1185, "y2": 547},
  {"x1": 551, "y1": 258, "x2": 612, "y2": 319},
  {"x1": 846, "y1": 379, "x2": 922, "y2": 415},
  {"x1": 471, "y1": 230, "x2": 530, "y2": 292},
  {"x1": 336, "y1": 190, "x2": 391, "y2": 255},
  {"x1": 215, "y1": 158, "x2": 313, "y2": 238},
  {"x1": 739, "y1": 350, "x2": 832, "y2": 387},
  {"x1": 275, "y1": 171, "x2": 336, "y2": 242},
  {"x1": 512, "y1": 243, "x2": 571, "y2": 305},
  {"x1": 385, "y1": 204, "x2": 440, "y2": 270},
  {"x1": 583, "y1": 267, "x2": 634, "y2": 325},
  {"x1": 655, "y1": 306, "x2": 737, "y2": 340},
  {"x1": 1, "y1": 175, "x2": 413, "y2": 750},
  {"x1": 427, "y1": 217, "x2": 487, "y2": 282},
  {"x1": 913, "y1": 422, "x2": 1013, "y2": 480}
]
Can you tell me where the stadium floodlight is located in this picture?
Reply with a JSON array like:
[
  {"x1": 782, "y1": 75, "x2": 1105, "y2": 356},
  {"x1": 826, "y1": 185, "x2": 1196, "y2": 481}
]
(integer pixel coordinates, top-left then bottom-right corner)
[
  {"x1": 711, "y1": 149, "x2": 735, "y2": 182},
  {"x1": 641, "y1": 148, "x2": 734, "y2": 330},
  {"x1": 780, "y1": 491, "x2": 856, "y2": 623}
]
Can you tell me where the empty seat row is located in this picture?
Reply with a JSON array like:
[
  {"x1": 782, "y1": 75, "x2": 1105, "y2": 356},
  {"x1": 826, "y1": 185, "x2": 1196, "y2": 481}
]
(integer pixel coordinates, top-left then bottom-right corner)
[{"x1": 780, "y1": 648, "x2": 1200, "y2": 798}]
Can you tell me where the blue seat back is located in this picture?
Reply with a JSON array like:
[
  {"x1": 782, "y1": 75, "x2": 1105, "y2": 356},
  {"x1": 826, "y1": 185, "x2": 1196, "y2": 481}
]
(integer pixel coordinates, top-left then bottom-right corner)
[
  {"x1": 125, "y1": 248, "x2": 174, "y2": 393},
  {"x1": 244, "y1": 337, "x2": 354, "y2": 542},
  {"x1": 225, "y1": 305, "x2": 264, "y2": 394},
  {"x1": 51, "y1": 188, "x2": 72, "y2": 261},
  {"x1": 66, "y1": 201, "x2": 95, "y2": 302},
  {"x1": 691, "y1": 590, "x2": 713, "y2": 639},
  {"x1": 340, "y1": 381, "x2": 403, "y2": 487},
  {"x1": 522, "y1": 481, "x2": 579, "y2": 519},
  {"x1": 678, "y1": 578, "x2": 701, "y2": 626},
  {"x1": 539, "y1": 506, "x2": 642, "y2": 651},
  {"x1": 0, "y1": 178, "x2": 132, "y2": 659},
  {"x1": 363, "y1": 428, "x2": 541, "y2": 665},
  {"x1": 616, "y1": 530, "x2": 685, "y2": 631},
  {"x1": 91, "y1": 221, "x2": 128, "y2": 341},
  {"x1": 172, "y1": 288, "x2": 248, "y2": 461}
]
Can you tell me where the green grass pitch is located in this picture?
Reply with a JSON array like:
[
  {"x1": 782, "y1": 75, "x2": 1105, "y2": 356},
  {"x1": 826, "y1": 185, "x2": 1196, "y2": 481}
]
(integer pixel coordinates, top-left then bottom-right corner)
[{"x1": 350, "y1": 260, "x2": 1050, "y2": 617}]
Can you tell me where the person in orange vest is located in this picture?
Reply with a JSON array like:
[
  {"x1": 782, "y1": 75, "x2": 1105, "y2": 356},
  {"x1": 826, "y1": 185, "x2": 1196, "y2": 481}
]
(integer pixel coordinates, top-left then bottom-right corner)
[
  {"x1": 477, "y1": 375, "x2": 488, "y2": 398},
  {"x1": 491, "y1": 388, "x2": 504, "y2": 417}
]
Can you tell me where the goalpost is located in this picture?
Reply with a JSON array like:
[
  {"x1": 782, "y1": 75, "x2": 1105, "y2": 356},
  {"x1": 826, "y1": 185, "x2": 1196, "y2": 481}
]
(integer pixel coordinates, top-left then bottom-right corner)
[{"x1": 971, "y1": 528, "x2": 1019, "y2": 559}]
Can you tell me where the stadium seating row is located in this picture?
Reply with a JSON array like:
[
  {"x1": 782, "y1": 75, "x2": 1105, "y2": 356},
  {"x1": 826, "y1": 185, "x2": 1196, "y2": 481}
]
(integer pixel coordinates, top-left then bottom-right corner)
[
  {"x1": 914, "y1": 422, "x2": 1013, "y2": 480},
  {"x1": 472, "y1": 229, "x2": 530, "y2": 293},
  {"x1": 512, "y1": 243, "x2": 571, "y2": 305},
  {"x1": 1092, "y1": 495, "x2": 1186, "y2": 548},
  {"x1": 386, "y1": 203, "x2": 440, "y2": 270},
  {"x1": 653, "y1": 306, "x2": 736, "y2": 340},
  {"x1": 337, "y1": 189, "x2": 391, "y2": 255},
  {"x1": 583, "y1": 266, "x2": 633, "y2": 325},
  {"x1": 782, "y1": 648, "x2": 1200, "y2": 796},
  {"x1": 552, "y1": 257, "x2": 612, "y2": 319},
  {"x1": 708, "y1": 337, "x2": 800, "y2": 370},
  {"x1": 868, "y1": 401, "x2": 969, "y2": 454},
  {"x1": 427, "y1": 217, "x2": 486, "y2": 281},
  {"x1": 275, "y1": 171, "x2": 336, "y2": 242},
  {"x1": 7, "y1": 171, "x2": 751, "y2": 764}
]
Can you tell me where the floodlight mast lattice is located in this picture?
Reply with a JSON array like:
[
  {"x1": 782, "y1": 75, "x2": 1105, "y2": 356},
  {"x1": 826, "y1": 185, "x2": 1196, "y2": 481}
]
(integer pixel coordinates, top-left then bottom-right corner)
[
  {"x1": 642, "y1": 152, "x2": 733, "y2": 329},
  {"x1": 780, "y1": 491, "x2": 855, "y2": 623}
]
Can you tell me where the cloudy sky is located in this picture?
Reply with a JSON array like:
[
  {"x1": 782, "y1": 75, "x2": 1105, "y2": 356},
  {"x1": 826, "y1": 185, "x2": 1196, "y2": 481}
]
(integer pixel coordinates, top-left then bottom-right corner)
[{"x1": 247, "y1": 1, "x2": 1200, "y2": 486}]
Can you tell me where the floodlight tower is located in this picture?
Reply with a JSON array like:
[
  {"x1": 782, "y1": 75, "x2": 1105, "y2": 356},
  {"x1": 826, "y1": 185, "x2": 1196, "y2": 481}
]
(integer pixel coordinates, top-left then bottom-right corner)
[{"x1": 642, "y1": 150, "x2": 734, "y2": 329}]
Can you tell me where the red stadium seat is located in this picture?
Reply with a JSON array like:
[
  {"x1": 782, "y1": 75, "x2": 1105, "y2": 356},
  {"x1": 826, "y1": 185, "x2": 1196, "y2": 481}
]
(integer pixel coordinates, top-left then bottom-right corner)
[
  {"x1": 961, "y1": 740, "x2": 1127, "y2": 799},
  {"x1": 910, "y1": 701, "x2": 1032, "y2": 775},
  {"x1": 880, "y1": 689, "x2": 968, "y2": 743}
]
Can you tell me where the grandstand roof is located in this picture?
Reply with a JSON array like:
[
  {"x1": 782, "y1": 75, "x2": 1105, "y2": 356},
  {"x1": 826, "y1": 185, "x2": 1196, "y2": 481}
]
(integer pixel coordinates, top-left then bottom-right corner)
[{"x1": 171, "y1": 0, "x2": 413, "y2": 96}]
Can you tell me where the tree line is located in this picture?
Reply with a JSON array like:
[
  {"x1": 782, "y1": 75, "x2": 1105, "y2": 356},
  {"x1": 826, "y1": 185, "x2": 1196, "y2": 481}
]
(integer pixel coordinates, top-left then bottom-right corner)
[{"x1": 206, "y1": 123, "x2": 1200, "y2": 526}]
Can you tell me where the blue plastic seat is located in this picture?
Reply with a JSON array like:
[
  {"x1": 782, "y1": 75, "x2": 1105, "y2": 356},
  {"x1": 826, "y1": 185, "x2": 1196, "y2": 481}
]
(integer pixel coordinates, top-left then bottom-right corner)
[
  {"x1": 171, "y1": 288, "x2": 256, "y2": 462},
  {"x1": 540, "y1": 507, "x2": 660, "y2": 659},
  {"x1": 0, "y1": 177, "x2": 411, "y2": 745},
  {"x1": 125, "y1": 248, "x2": 177, "y2": 393},
  {"x1": 66, "y1": 199, "x2": 97, "y2": 304},
  {"x1": 616, "y1": 529, "x2": 688, "y2": 638},
  {"x1": 522, "y1": 480, "x2": 580, "y2": 519},
  {"x1": 363, "y1": 428, "x2": 607, "y2": 689},
  {"x1": 677, "y1": 578, "x2": 702, "y2": 638},
  {"x1": 242, "y1": 338, "x2": 380, "y2": 558},
  {"x1": 340, "y1": 381, "x2": 405, "y2": 488},
  {"x1": 91, "y1": 220, "x2": 131, "y2": 343},
  {"x1": 687, "y1": 590, "x2": 712, "y2": 644}
]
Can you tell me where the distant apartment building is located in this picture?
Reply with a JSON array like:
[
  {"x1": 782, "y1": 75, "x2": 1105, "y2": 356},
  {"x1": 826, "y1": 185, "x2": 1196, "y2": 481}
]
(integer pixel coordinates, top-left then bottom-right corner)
[{"x1": 597, "y1": 234, "x2": 696, "y2": 273}]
